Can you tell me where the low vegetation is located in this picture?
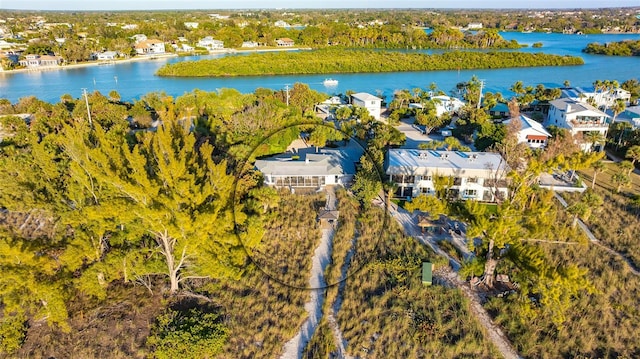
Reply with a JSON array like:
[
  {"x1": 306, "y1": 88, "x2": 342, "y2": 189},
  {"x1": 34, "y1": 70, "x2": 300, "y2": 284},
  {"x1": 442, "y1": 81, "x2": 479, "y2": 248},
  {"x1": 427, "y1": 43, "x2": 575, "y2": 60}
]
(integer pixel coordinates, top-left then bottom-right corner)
[
  {"x1": 335, "y1": 207, "x2": 497, "y2": 357},
  {"x1": 583, "y1": 40, "x2": 640, "y2": 56},
  {"x1": 156, "y1": 49, "x2": 584, "y2": 77}
]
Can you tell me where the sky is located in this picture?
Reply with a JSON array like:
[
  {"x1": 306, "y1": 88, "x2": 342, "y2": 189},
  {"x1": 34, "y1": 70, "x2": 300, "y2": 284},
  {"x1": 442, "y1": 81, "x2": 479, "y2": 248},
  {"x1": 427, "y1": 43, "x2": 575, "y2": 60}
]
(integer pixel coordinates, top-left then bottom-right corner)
[{"x1": 1, "y1": 0, "x2": 639, "y2": 11}]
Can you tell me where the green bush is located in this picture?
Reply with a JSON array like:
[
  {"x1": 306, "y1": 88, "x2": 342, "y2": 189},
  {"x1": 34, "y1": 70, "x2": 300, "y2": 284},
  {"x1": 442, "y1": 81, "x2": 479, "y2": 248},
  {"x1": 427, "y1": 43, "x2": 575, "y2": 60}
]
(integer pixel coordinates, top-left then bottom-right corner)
[
  {"x1": 0, "y1": 314, "x2": 27, "y2": 354},
  {"x1": 147, "y1": 307, "x2": 228, "y2": 359}
]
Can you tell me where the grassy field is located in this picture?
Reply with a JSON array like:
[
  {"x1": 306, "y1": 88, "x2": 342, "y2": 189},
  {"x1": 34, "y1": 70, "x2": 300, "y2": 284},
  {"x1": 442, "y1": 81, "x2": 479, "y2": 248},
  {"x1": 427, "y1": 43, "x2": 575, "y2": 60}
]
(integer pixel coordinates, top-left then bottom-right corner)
[
  {"x1": 332, "y1": 205, "x2": 498, "y2": 357},
  {"x1": 210, "y1": 192, "x2": 324, "y2": 358},
  {"x1": 577, "y1": 161, "x2": 640, "y2": 266},
  {"x1": 484, "y1": 185, "x2": 640, "y2": 358}
]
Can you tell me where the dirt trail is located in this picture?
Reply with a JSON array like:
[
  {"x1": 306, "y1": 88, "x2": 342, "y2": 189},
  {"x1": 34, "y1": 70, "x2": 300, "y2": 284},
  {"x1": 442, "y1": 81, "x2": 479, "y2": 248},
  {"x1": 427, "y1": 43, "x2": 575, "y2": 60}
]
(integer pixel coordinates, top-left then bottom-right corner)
[
  {"x1": 279, "y1": 189, "x2": 336, "y2": 359},
  {"x1": 390, "y1": 205, "x2": 520, "y2": 359}
]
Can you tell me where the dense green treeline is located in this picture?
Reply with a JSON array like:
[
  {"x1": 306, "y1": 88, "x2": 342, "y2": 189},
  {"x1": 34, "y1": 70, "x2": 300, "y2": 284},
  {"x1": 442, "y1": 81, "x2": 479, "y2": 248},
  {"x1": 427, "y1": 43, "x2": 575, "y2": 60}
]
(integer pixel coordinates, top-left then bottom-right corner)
[
  {"x1": 0, "y1": 84, "x2": 332, "y2": 356},
  {"x1": 157, "y1": 49, "x2": 583, "y2": 77},
  {"x1": 584, "y1": 39, "x2": 640, "y2": 56}
]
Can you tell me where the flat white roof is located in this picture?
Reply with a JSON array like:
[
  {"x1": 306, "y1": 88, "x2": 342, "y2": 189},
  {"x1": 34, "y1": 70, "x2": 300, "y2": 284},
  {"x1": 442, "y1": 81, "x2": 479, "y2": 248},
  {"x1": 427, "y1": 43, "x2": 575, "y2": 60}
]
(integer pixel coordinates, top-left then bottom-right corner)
[
  {"x1": 351, "y1": 92, "x2": 382, "y2": 102},
  {"x1": 386, "y1": 149, "x2": 508, "y2": 178}
]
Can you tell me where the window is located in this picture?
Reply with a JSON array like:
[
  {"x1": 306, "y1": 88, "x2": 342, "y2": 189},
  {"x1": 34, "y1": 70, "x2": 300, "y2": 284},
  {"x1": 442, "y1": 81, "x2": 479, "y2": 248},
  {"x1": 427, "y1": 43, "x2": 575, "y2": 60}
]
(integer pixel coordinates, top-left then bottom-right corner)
[
  {"x1": 463, "y1": 189, "x2": 477, "y2": 197},
  {"x1": 467, "y1": 177, "x2": 478, "y2": 183},
  {"x1": 420, "y1": 187, "x2": 433, "y2": 194},
  {"x1": 424, "y1": 175, "x2": 432, "y2": 181}
]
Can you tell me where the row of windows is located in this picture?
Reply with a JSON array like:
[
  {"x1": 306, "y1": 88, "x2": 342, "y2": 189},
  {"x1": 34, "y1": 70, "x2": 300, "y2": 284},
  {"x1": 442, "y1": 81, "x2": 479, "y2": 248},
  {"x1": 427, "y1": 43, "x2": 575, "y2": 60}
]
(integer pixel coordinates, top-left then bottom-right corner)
[{"x1": 527, "y1": 139, "x2": 546, "y2": 144}]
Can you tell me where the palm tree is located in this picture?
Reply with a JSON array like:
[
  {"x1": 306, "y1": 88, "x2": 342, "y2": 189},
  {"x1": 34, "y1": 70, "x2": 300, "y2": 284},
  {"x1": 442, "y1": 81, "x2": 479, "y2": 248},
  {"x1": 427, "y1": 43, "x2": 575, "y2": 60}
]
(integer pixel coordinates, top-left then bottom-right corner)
[
  {"x1": 619, "y1": 160, "x2": 635, "y2": 176},
  {"x1": 591, "y1": 160, "x2": 606, "y2": 189},
  {"x1": 583, "y1": 131, "x2": 606, "y2": 152},
  {"x1": 612, "y1": 172, "x2": 631, "y2": 193},
  {"x1": 563, "y1": 80, "x2": 571, "y2": 89},
  {"x1": 611, "y1": 98, "x2": 626, "y2": 122},
  {"x1": 626, "y1": 145, "x2": 640, "y2": 168}
]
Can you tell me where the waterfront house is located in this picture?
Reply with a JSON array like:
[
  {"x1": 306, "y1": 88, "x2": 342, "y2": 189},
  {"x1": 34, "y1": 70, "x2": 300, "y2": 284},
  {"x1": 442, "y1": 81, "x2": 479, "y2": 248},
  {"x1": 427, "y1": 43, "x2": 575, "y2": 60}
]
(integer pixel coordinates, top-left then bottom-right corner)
[
  {"x1": 255, "y1": 151, "x2": 355, "y2": 189},
  {"x1": 488, "y1": 102, "x2": 510, "y2": 118},
  {"x1": 274, "y1": 20, "x2": 290, "y2": 28},
  {"x1": 197, "y1": 36, "x2": 224, "y2": 50},
  {"x1": 504, "y1": 114, "x2": 552, "y2": 149},
  {"x1": 18, "y1": 54, "x2": 62, "y2": 67},
  {"x1": 546, "y1": 98, "x2": 609, "y2": 151},
  {"x1": 430, "y1": 95, "x2": 465, "y2": 116},
  {"x1": 351, "y1": 92, "x2": 383, "y2": 120},
  {"x1": 96, "y1": 51, "x2": 118, "y2": 61},
  {"x1": 241, "y1": 41, "x2": 259, "y2": 48},
  {"x1": 276, "y1": 38, "x2": 295, "y2": 47},
  {"x1": 385, "y1": 149, "x2": 509, "y2": 202},
  {"x1": 614, "y1": 106, "x2": 640, "y2": 129},
  {"x1": 561, "y1": 86, "x2": 631, "y2": 109},
  {"x1": 134, "y1": 39, "x2": 165, "y2": 55}
]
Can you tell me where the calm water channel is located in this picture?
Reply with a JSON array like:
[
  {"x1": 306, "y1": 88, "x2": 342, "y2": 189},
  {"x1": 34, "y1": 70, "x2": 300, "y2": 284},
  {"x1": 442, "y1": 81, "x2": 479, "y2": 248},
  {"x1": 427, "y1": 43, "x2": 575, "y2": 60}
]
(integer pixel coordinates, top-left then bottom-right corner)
[{"x1": 1, "y1": 32, "x2": 639, "y2": 103}]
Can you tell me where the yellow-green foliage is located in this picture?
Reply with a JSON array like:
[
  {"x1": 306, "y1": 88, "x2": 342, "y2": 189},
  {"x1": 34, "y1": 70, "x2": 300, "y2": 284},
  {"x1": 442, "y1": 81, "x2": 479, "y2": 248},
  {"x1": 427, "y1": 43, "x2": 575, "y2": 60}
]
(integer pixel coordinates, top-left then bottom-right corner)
[
  {"x1": 486, "y1": 242, "x2": 640, "y2": 358},
  {"x1": 157, "y1": 49, "x2": 584, "y2": 77}
]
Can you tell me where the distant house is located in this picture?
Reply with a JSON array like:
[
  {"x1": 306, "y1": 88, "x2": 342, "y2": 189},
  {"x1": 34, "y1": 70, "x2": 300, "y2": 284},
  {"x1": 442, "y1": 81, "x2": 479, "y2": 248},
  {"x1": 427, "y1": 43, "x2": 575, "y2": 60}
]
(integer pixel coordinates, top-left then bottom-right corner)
[
  {"x1": 488, "y1": 102, "x2": 510, "y2": 118},
  {"x1": 276, "y1": 38, "x2": 295, "y2": 47},
  {"x1": 430, "y1": 95, "x2": 465, "y2": 116},
  {"x1": 122, "y1": 24, "x2": 138, "y2": 30},
  {"x1": 184, "y1": 22, "x2": 199, "y2": 29},
  {"x1": 614, "y1": 106, "x2": 640, "y2": 129},
  {"x1": 255, "y1": 151, "x2": 355, "y2": 189},
  {"x1": 96, "y1": 51, "x2": 118, "y2": 60},
  {"x1": 197, "y1": 36, "x2": 224, "y2": 50},
  {"x1": 467, "y1": 22, "x2": 483, "y2": 30},
  {"x1": 546, "y1": 98, "x2": 609, "y2": 151},
  {"x1": 561, "y1": 86, "x2": 631, "y2": 108},
  {"x1": 134, "y1": 39, "x2": 165, "y2": 55},
  {"x1": 385, "y1": 149, "x2": 509, "y2": 202},
  {"x1": 181, "y1": 44, "x2": 195, "y2": 52},
  {"x1": 241, "y1": 41, "x2": 259, "y2": 48},
  {"x1": 351, "y1": 92, "x2": 383, "y2": 120},
  {"x1": 19, "y1": 54, "x2": 62, "y2": 67},
  {"x1": 504, "y1": 114, "x2": 552, "y2": 149}
]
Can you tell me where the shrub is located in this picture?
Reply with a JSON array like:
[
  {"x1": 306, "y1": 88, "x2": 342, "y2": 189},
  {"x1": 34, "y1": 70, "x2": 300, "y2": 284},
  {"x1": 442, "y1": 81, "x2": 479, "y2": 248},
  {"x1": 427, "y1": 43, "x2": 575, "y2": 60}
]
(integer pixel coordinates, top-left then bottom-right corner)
[{"x1": 147, "y1": 307, "x2": 228, "y2": 359}]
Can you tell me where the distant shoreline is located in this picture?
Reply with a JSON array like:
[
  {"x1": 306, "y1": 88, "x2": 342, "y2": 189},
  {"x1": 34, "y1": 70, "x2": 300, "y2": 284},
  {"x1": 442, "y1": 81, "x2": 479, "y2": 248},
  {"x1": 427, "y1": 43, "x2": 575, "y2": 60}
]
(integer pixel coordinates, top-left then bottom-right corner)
[{"x1": 0, "y1": 47, "x2": 312, "y2": 76}]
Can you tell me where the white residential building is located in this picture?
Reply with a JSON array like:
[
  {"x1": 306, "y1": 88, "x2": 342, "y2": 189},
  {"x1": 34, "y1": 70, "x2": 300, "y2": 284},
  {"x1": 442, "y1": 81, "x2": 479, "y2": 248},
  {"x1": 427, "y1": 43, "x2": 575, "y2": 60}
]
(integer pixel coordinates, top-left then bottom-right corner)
[
  {"x1": 351, "y1": 92, "x2": 383, "y2": 120},
  {"x1": 504, "y1": 114, "x2": 552, "y2": 149},
  {"x1": 274, "y1": 20, "x2": 290, "y2": 28},
  {"x1": 385, "y1": 149, "x2": 509, "y2": 202},
  {"x1": 430, "y1": 95, "x2": 465, "y2": 116},
  {"x1": 255, "y1": 151, "x2": 355, "y2": 188},
  {"x1": 197, "y1": 36, "x2": 224, "y2": 50},
  {"x1": 241, "y1": 41, "x2": 258, "y2": 48},
  {"x1": 18, "y1": 54, "x2": 62, "y2": 67},
  {"x1": 96, "y1": 51, "x2": 118, "y2": 60},
  {"x1": 546, "y1": 98, "x2": 609, "y2": 151},
  {"x1": 184, "y1": 22, "x2": 199, "y2": 29},
  {"x1": 134, "y1": 39, "x2": 165, "y2": 55},
  {"x1": 561, "y1": 86, "x2": 631, "y2": 109}
]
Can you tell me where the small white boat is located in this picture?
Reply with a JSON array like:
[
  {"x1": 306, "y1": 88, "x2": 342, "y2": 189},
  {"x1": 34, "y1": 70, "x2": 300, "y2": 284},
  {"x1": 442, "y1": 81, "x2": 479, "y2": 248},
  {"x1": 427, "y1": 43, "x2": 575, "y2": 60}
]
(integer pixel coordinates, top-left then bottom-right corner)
[{"x1": 323, "y1": 78, "x2": 338, "y2": 86}]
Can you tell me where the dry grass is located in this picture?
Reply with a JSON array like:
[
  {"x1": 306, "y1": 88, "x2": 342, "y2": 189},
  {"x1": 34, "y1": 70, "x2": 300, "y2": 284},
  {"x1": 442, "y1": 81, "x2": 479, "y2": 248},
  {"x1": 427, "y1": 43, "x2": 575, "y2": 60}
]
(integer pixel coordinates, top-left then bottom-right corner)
[
  {"x1": 579, "y1": 160, "x2": 640, "y2": 193},
  {"x1": 486, "y1": 241, "x2": 640, "y2": 358},
  {"x1": 576, "y1": 165, "x2": 640, "y2": 267},
  {"x1": 210, "y1": 192, "x2": 323, "y2": 359},
  {"x1": 336, "y1": 207, "x2": 499, "y2": 358},
  {"x1": 483, "y1": 193, "x2": 640, "y2": 358}
]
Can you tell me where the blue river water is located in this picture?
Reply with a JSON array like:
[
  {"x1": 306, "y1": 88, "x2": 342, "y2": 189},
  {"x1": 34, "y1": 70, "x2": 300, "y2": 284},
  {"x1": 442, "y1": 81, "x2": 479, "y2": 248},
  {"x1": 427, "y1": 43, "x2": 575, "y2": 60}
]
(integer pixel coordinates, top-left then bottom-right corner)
[{"x1": 1, "y1": 32, "x2": 639, "y2": 103}]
